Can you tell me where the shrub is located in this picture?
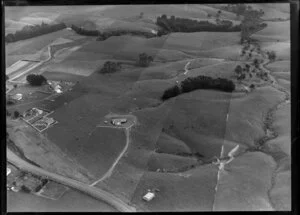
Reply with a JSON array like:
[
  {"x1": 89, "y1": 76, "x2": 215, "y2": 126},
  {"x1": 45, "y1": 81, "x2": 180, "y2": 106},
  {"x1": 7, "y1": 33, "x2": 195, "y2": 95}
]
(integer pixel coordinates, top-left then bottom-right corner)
[
  {"x1": 99, "y1": 61, "x2": 122, "y2": 74},
  {"x1": 234, "y1": 65, "x2": 243, "y2": 76},
  {"x1": 267, "y1": 51, "x2": 276, "y2": 61},
  {"x1": 7, "y1": 100, "x2": 15, "y2": 105},
  {"x1": 138, "y1": 53, "x2": 154, "y2": 67},
  {"x1": 26, "y1": 74, "x2": 47, "y2": 86},
  {"x1": 13, "y1": 111, "x2": 20, "y2": 118}
]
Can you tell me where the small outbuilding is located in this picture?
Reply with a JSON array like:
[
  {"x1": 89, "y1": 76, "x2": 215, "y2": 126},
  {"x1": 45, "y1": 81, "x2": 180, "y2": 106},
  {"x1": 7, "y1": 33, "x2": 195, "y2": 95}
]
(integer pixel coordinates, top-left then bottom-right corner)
[{"x1": 143, "y1": 191, "x2": 155, "y2": 202}]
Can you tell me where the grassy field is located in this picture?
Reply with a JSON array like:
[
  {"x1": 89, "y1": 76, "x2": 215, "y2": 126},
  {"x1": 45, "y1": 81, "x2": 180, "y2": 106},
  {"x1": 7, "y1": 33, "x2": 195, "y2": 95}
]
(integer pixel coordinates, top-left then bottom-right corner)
[
  {"x1": 225, "y1": 86, "x2": 285, "y2": 147},
  {"x1": 147, "y1": 152, "x2": 198, "y2": 172},
  {"x1": 7, "y1": 188, "x2": 116, "y2": 212},
  {"x1": 49, "y1": 126, "x2": 126, "y2": 179},
  {"x1": 131, "y1": 164, "x2": 218, "y2": 211},
  {"x1": 6, "y1": 119, "x2": 94, "y2": 183},
  {"x1": 213, "y1": 151, "x2": 276, "y2": 211},
  {"x1": 252, "y1": 21, "x2": 290, "y2": 42},
  {"x1": 266, "y1": 60, "x2": 290, "y2": 73}
]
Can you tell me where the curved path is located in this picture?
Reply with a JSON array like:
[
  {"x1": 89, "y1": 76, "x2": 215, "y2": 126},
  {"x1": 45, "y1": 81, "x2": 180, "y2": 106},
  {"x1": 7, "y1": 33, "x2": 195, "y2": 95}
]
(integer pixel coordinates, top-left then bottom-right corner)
[
  {"x1": 90, "y1": 127, "x2": 132, "y2": 186},
  {"x1": 7, "y1": 149, "x2": 136, "y2": 212}
]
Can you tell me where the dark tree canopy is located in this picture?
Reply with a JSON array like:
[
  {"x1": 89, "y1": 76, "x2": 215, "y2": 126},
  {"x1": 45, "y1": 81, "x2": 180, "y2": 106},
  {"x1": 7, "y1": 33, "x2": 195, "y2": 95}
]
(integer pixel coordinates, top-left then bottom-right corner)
[
  {"x1": 99, "y1": 61, "x2": 122, "y2": 74},
  {"x1": 138, "y1": 53, "x2": 154, "y2": 67},
  {"x1": 5, "y1": 22, "x2": 66, "y2": 43},
  {"x1": 161, "y1": 76, "x2": 235, "y2": 101},
  {"x1": 156, "y1": 14, "x2": 241, "y2": 33},
  {"x1": 26, "y1": 74, "x2": 47, "y2": 86}
]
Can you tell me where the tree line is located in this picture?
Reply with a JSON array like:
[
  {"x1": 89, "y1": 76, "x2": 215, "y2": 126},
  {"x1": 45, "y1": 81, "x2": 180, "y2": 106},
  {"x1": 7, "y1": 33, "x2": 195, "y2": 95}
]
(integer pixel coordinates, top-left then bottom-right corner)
[
  {"x1": 70, "y1": 24, "x2": 168, "y2": 41},
  {"x1": 156, "y1": 14, "x2": 241, "y2": 33},
  {"x1": 161, "y1": 76, "x2": 235, "y2": 100},
  {"x1": 98, "y1": 53, "x2": 154, "y2": 74},
  {"x1": 5, "y1": 22, "x2": 66, "y2": 43}
]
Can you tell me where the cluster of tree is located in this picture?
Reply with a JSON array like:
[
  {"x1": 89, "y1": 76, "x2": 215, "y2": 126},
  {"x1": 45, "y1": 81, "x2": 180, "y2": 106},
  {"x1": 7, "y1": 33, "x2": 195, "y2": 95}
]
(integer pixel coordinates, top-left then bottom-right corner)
[
  {"x1": 70, "y1": 24, "x2": 168, "y2": 41},
  {"x1": 70, "y1": 24, "x2": 99, "y2": 36},
  {"x1": 161, "y1": 85, "x2": 181, "y2": 100},
  {"x1": 5, "y1": 22, "x2": 66, "y2": 43},
  {"x1": 235, "y1": 63, "x2": 256, "y2": 81},
  {"x1": 223, "y1": 4, "x2": 264, "y2": 18},
  {"x1": 137, "y1": 53, "x2": 154, "y2": 67},
  {"x1": 97, "y1": 29, "x2": 158, "y2": 41},
  {"x1": 156, "y1": 14, "x2": 241, "y2": 33},
  {"x1": 161, "y1": 76, "x2": 235, "y2": 101},
  {"x1": 98, "y1": 61, "x2": 122, "y2": 74},
  {"x1": 26, "y1": 74, "x2": 48, "y2": 86}
]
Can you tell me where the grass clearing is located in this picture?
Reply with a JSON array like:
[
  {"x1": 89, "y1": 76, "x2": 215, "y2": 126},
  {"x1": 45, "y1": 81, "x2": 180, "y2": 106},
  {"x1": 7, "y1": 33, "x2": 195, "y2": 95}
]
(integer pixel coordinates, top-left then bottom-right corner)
[
  {"x1": 213, "y1": 152, "x2": 276, "y2": 211},
  {"x1": 131, "y1": 164, "x2": 218, "y2": 211}
]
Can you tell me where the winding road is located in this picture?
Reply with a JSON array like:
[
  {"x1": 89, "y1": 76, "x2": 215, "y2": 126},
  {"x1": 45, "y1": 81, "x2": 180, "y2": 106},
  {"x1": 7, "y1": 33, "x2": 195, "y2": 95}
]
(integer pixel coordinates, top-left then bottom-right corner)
[{"x1": 7, "y1": 149, "x2": 136, "y2": 212}]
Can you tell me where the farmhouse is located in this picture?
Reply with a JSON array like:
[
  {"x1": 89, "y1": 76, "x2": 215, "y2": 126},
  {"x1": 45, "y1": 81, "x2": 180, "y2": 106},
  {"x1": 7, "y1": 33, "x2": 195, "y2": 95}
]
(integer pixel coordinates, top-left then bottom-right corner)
[{"x1": 111, "y1": 118, "x2": 127, "y2": 126}]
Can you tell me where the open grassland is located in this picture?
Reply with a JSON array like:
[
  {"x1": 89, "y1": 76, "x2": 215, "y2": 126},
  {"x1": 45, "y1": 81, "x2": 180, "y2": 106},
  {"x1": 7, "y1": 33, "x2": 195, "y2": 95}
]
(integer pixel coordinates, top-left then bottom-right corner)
[
  {"x1": 252, "y1": 21, "x2": 290, "y2": 42},
  {"x1": 249, "y1": 3, "x2": 290, "y2": 20},
  {"x1": 131, "y1": 165, "x2": 218, "y2": 211},
  {"x1": 8, "y1": 188, "x2": 116, "y2": 212},
  {"x1": 225, "y1": 86, "x2": 285, "y2": 147},
  {"x1": 266, "y1": 60, "x2": 290, "y2": 73},
  {"x1": 147, "y1": 152, "x2": 198, "y2": 172},
  {"x1": 162, "y1": 91, "x2": 232, "y2": 160},
  {"x1": 6, "y1": 119, "x2": 93, "y2": 183},
  {"x1": 213, "y1": 152, "x2": 276, "y2": 211},
  {"x1": 48, "y1": 126, "x2": 126, "y2": 180},
  {"x1": 156, "y1": 132, "x2": 192, "y2": 154}
]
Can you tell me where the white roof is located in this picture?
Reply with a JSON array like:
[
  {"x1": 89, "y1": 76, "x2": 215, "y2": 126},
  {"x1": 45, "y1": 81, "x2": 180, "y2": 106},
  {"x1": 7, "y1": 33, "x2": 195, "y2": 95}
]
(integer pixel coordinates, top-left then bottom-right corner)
[
  {"x1": 7, "y1": 167, "x2": 11, "y2": 176},
  {"x1": 143, "y1": 192, "x2": 155, "y2": 201}
]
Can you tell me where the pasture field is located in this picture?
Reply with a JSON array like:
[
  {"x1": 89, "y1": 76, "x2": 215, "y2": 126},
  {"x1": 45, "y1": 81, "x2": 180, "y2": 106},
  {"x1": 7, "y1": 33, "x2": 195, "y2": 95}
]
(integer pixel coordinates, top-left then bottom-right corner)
[
  {"x1": 252, "y1": 21, "x2": 290, "y2": 42},
  {"x1": 131, "y1": 165, "x2": 218, "y2": 211},
  {"x1": 6, "y1": 119, "x2": 94, "y2": 183},
  {"x1": 225, "y1": 86, "x2": 285, "y2": 147},
  {"x1": 7, "y1": 188, "x2": 116, "y2": 212},
  {"x1": 266, "y1": 60, "x2": 290, "y2": 73},
  {"x1": 213, "y1": 152, "x2": 276, "y2": 211}
]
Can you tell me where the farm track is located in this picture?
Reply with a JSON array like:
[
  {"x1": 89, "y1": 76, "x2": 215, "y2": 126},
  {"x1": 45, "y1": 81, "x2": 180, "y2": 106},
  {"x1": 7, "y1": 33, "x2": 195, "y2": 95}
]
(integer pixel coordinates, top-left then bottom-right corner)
[{"x1": 90, "y1": 126, "x2": 132, "y2": 186}]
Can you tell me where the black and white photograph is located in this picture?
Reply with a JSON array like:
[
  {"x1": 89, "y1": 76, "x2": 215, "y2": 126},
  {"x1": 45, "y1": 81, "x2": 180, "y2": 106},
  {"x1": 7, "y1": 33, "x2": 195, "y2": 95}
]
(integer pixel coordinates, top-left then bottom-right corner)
[{"x1": 4, "y1": 2, "x2": 294, "y2": 212}]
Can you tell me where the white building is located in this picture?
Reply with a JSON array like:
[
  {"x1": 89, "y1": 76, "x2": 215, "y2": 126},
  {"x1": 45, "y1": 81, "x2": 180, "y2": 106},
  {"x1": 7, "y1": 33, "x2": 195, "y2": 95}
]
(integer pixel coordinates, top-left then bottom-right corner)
[
  {"x1": 111, "y1": 118, "x2": 127, "y2": 126},
  {"x1": 11, "y1": 93, "x2": 23, "y2": 100},
  {"x1": 143, "y1": 191, "x2": 155, "y2": 202},
  {"x1": 7, "y1": 167, "x2": 11, "y2": 176}
]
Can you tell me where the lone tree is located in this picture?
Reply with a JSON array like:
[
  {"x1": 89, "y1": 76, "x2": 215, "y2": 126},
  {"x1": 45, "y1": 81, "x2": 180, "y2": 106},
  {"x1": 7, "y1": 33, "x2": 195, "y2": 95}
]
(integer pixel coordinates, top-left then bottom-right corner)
[
  {"x1": 253, "y1": 58, "x2": 260, "y2": 68},
  {"x1": 140, "y1": 12, "x2": 144, "y2": 18},
  {"x1": 267, "y1": 51, "x2": 276, "y2": 61},
  {"x1": 234, "y1": 65, "x2": 243, "y2": 76},
  {"x1": 138, "y1": 53, "x2": 154, "y2": 67},
  {"x1": 26, "y1": 74, "x2": 47, "y2": 86},
  {"x1": 13, "y1": 111, "x2": 20, "y2": 119}
]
